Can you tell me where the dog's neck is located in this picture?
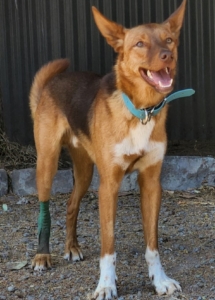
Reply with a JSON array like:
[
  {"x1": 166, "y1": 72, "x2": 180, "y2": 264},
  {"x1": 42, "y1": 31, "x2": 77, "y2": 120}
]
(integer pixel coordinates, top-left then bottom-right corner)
[{"x1": 122, "y1": 89, "x2": 195, "y2": 124}]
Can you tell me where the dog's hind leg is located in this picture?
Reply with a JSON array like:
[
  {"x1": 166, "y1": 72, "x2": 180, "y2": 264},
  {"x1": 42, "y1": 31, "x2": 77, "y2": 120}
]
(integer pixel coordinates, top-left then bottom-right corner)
[
  {"x1": 64, "y1": 145, "x2": 94, "y2": 262},
  {"x1": 138, "y1": 162, "x2": 181, "y2": 296},
  {"x1": 32, "y1": 119, "x2": 62, "y2": 271}
]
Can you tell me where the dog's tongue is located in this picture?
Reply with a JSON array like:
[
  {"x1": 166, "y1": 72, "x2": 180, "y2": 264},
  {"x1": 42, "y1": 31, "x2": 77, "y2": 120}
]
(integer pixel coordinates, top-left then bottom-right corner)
[{"x1": 150, "y1": 69, "x2": 172, "y2": 88}]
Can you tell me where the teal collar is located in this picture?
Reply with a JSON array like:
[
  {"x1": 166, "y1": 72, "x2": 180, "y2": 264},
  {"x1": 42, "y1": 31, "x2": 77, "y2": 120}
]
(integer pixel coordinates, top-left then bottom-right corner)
[{"x1": 122, "y1": 89, "x2": 195, "y2": 124}]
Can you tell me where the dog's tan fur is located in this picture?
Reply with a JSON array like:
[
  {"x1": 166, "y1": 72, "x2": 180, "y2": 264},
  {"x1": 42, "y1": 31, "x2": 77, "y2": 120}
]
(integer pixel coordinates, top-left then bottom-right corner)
[{"x1": 30, "y1": 1, "x2": 187, "y2": 298}]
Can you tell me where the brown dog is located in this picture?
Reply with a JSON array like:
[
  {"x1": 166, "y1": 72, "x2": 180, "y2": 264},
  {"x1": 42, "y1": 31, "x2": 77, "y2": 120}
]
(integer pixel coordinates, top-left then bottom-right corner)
[{"x1": 30, "y1": 0, "x2": 187, "y2": 298}]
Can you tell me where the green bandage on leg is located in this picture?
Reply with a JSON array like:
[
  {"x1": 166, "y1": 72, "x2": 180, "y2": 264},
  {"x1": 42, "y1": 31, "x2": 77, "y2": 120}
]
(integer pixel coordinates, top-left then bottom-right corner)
[{"x1": 37, "y1": 201, "x2": 51, "y2": 254}]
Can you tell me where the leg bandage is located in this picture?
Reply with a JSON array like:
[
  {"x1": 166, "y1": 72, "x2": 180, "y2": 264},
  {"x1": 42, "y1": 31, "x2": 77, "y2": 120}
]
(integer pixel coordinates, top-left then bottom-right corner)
[{"x1": 37, "y1": 201, "x2": 51, "y2": 254}]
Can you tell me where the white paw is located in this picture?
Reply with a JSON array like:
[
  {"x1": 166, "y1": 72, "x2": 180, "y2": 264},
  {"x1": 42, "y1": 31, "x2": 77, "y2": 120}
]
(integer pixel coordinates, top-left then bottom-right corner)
[
  {"x1": 152, "y1": 273, "x2": 181, "y2": 295},
  {"x1": 145, "y1": 247, "x2": 181, "y2": 296},
  {"x1": 93, "y1": 253, "x2": 117, "y2": 300}
]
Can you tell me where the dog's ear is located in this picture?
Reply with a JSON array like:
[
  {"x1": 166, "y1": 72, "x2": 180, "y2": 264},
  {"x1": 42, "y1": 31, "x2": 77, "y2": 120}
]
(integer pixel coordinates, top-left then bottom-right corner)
[
  {"x1": 92, "y1": 6, "x2": 127, "y2": 53},
  {"x1": 163, "y1": 0, "x2": 187, "y2": 36}
]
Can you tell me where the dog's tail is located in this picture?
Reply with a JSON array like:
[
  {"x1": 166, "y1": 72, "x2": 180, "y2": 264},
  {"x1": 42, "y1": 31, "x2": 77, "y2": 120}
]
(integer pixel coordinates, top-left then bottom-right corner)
[{"x1": 29, "y1": 59, "x2": 70, "y2": 120}]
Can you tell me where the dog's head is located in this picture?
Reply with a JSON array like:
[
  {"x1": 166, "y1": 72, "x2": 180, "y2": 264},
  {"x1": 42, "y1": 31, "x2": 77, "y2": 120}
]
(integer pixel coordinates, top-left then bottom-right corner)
[{"x1": 92, "y1": 0, "x2": 187, "y2": 98}]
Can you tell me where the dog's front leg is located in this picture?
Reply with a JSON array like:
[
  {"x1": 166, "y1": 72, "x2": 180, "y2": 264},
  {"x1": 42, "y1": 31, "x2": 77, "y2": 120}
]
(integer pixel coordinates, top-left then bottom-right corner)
[
  {"x1": 138, "y1": 162, "x2": 181, "y2": 296},
  {"x1": 93, "y1": 170, "x2": 123, "y2": 300}
]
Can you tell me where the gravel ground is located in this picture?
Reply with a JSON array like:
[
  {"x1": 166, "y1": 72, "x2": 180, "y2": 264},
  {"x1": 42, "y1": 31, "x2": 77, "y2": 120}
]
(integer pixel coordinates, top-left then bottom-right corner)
[{"x1": 0, "y1": 187, "x2": 215, "y2": 300}]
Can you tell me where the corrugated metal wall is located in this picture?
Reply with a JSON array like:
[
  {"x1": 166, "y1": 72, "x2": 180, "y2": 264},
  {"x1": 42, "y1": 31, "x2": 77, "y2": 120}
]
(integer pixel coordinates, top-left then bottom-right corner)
[{"x1": 0, "y1": 0, "x2": 214, "y2": 144}]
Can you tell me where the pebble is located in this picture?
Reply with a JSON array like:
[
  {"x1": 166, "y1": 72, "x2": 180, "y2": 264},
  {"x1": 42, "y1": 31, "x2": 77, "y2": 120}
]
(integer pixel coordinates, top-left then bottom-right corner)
[
  {"x1": 27, "y1": 242, "x2": 35, "y2": 250},
  {"x1": 20, "y1": 237, "x2": 29, "y2": 243},
  {"x1": 193, "y1": 247, "x2": 200, "y2": 253},
  {"x1": 15, "y1": 290, "x2": 23, "y2": 298},
  {"x1": 26, "y1": 296, "x2": 35, "y2": 300},
  {"x1": 54, "y1": 238, "x2": 59, "y2": 245},
  {"x1": 18, "y1": 275, "x2": 29, "y2": 281},
  {"x1": 179, "y1": 245, "x2": 186, "y2": 250},
  {"x1": 0, "y1": 296, "x2": 6, "y2": 300},
  {"x1": 7, "y1": 285, "x2": 15, "y2": 292},
  {"x1": 137, "y1": 291, "x2": 142, "y2": 297},
  {"x1": 197, "y1": 281, "x2": 205, "y2": 288},
  {"x1": 17, "y1": 197, "x2": 29, "y2": 204},
  {"x1": 56, "y1": 220, "x2": 64, "y2": 228},
  {"x1": 178, "y1": 227, "x2": 184, "y2": 232},
  {"x1": 89, "y1": 193, "x2": 96, "y2": 200}
]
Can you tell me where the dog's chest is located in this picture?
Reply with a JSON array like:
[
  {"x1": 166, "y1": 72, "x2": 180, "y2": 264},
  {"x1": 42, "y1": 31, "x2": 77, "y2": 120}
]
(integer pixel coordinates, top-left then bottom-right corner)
[{"x1": 113, "y1": 120, "x2": 155, "y2": 160}]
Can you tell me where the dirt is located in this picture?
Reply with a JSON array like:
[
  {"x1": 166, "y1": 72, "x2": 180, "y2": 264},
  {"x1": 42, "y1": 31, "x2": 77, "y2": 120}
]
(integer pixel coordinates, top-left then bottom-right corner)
[
  {"x1": 0, "y1": 188, "x2": 214, "y2": 300},
  {"x1": 0, "y1": 132, "x2": 215, "y2": 300}
]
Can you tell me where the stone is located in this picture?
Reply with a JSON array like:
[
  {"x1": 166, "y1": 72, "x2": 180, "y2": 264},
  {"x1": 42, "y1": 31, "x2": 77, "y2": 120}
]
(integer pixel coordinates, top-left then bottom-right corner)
[
  {"x1": 0, "y1": 169, "x2": 8, "y2": 196},
  {"x1": 11, "y1": 168, "x2": 73, "y2": 196},
  {"x1": 8, "y1": 156, "x2": 215, "y2": 196},
  {"x1": 51, "y1": 169, "x2": 73, "y2": 194},
  {"x1": 90, "y1": 156, "x2": 215, "y2": 192},
  {"x1": 11, "y1": 168, "x2": 36, "y2": 196},
  {"x1": 161, "y1": 156, "x2": 215, "y2": 190}
]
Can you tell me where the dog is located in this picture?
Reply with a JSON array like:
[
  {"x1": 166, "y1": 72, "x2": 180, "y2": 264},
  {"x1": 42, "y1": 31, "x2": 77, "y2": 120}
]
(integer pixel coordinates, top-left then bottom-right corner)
[{"x1": 30, "y1": 0, "x2": 187, "y2": 298}]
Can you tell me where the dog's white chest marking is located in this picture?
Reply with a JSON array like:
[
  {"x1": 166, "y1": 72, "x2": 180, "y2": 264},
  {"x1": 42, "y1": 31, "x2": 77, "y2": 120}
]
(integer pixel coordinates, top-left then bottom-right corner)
[
  {"x1": 114, "y1": 120, "x2": 155, "y2": 157},
  {"x1": 145, "y1": 247, "x2": 181, "y2": 295},
  {"x1": 113, "y1": 120, "x2": 165, "y2": 170}
]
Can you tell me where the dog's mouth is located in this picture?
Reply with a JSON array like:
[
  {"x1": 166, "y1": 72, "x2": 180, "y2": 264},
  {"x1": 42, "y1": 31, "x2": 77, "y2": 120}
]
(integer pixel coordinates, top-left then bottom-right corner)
[{"x1": 140, "y1": 67, "x2": 173, "y2": 93}]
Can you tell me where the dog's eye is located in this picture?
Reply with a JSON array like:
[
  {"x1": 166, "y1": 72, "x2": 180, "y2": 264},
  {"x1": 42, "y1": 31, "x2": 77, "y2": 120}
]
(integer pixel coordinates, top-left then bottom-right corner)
[
  {"x1": 166, "y1": 37, "x2": 173, "y2": 44},
  {"x1": 136, "y1": 41, "x2": 144, "y2": 47}
]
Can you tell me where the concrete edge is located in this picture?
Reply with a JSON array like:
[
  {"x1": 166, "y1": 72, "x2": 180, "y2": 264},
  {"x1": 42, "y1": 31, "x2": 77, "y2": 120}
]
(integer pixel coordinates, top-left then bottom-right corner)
[{"x1": 0, "y1": 156, "x2": 215, "y2": 197}]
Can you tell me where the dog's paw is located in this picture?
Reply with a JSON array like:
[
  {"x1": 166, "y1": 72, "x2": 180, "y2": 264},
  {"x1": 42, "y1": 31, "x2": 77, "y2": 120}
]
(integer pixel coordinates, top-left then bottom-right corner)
[
  {"x1": 64, "y1": 246, "x2": 83, "y2": 262},
  {"x1": 92, "y1": 253, "x2": 117, "y2": 299},
  {"x1": 32, "y1": 254, "x2": 52, "y2": 271},
  {"x1": 152, "y1": 274, "x2": 181, "y2": 295},
  {"x1": 145, "y1": 248, "x2": 181, "y2": 295},
  {"x1": 92, "y1": 285, "x2": 117, "y2": 300}
]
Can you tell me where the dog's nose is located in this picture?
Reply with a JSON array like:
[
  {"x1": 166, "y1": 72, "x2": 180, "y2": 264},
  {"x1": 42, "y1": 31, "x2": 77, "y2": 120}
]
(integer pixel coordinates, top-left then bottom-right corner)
[{"x1": 160, "y1": 50, "x2": 173, "y2": 62}]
